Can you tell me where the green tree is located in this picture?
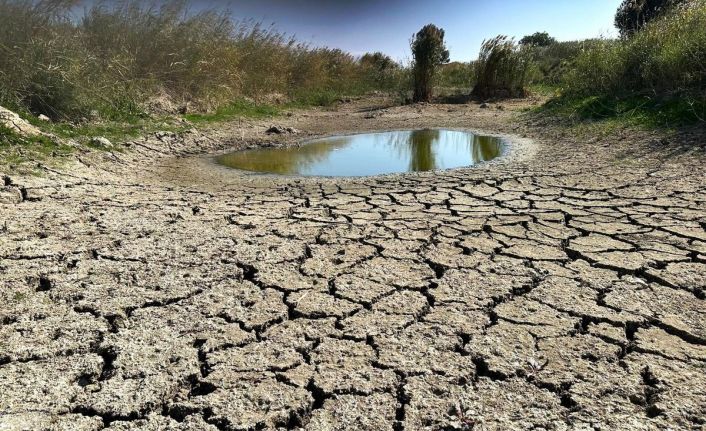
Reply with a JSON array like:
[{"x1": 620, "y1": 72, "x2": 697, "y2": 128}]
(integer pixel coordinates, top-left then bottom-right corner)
[
  {"x1": 615, "y1": 0, "x2": 684, "y2": 36},
  {"x1": 519, "y1": 32, "x2": 556, "y2": 47},
  {"x1": 411, "y1": 24, "x2": 450, "y2": 102}
]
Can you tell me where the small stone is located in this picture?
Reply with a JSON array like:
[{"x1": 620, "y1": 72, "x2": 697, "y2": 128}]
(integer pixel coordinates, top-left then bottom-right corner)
[
  {"x1": 37, "y1": 114, "x2": 50, "y2": 122},
  {"x1": 178, "y1": 102, "x2": 191, "y2": 114},
  {"x1": 89, "y1": 136, "x2": 112, "y2": 148},
  {"x1": 0, "y1": 105, "x2": 42, "y2": 136},
  {"x1": 0, "y1": 187, "x2": 23, "y2": 204},
  {"x1": 265, "y1": 126, "x2": 283, "y2": 134},
  {"x1": 266, "y1": 125, "x2": 286, "y2": 134},
  {"x1": 155, "y1": 131, "x2": 176, "y2": 140}
]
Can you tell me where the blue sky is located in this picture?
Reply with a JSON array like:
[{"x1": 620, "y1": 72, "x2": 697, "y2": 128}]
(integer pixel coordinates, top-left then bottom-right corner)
[{"x1": 202, "y1": 0, "x2": 623, "y2": 62}]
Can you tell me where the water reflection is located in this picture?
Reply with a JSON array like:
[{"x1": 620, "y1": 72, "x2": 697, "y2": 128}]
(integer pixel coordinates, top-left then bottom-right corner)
[{"x1": 217, "y1": 129, "x2": 501, "y2": 177}]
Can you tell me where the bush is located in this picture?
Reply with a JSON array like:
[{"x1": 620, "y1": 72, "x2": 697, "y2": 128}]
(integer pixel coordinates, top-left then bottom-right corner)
[
  {"x1": 0, "y1": 0, "x2": 400, "y2": 122},
  {"x1": 411, "y1": 24, "x2": 450, "y2": 102},
  {"x1": 559, "y1": 0, "x2": 706, "y2": 124},
  {"x1": 565, "y1": 2, "x2": 706, "y2": 96},
  {"x1": 526, "y1": 40, "x2": 601, "y2": 85},
  {"x1": 472, "y1": 36, "x2": 532, "y2": 99},
  {"x1": 437, "y1": 62, "x2": 476, "y2": 91}
]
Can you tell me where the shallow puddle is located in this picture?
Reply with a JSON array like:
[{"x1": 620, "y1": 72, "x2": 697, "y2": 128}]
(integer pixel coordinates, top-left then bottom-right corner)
[{"x1": 217, "y1": 129, "x2": 501, "y2": 177}]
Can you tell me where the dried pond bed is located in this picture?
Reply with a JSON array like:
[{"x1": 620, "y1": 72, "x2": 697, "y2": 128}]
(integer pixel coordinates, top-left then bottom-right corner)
[{"x1": 1, "y1": 97, "x2": 705, "y2": 430}]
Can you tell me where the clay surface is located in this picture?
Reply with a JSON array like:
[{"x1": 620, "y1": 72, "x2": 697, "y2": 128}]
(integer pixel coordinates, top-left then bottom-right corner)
[{"x1": 1, "y1": 97, "x2": 705, "y2": 430}]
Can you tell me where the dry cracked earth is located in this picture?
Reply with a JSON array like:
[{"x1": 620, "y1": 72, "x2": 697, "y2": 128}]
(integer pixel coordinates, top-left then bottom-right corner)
[{"x1": 1, "y1": 98, "x2": 705, "y2": 431}]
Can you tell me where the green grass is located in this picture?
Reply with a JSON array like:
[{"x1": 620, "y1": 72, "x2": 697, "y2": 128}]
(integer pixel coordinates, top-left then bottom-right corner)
[
  {"x1": 1, "y1": 96, "x2": 288, "y2": 169},
  {"x1": 289, "y1": 89, "x2": 344, "y2": 108},
  {"x1": 547, "y1": 1, "x2": 706, "y2": 128},
  {"x1": 51, "y1": 119, "x2": 186, "y2": 143},
  {"x1": 183, "y1": 90, "x2": 359, "y2": 125},
  {"x1": 10, "y1": 107, "x2": 182, "y2": 145},
  {"x1": 11, "y1": 97, "x2": 283, "y2": 146},
  {"x1": 1, "y1": 125, "x2": 76, "y2": 174},
  {"x1": 0, "y1": 125, "x2": 69, "y2": 153},
  {"x1": 539, "y1": 93, "x2": 705, "y2": 128},
  {"x1": 184, "y1": 99, "x2": 281, "y2": 124},
  {"x1": 527, "y1": 83, "x2": 561, "y2": 98}
]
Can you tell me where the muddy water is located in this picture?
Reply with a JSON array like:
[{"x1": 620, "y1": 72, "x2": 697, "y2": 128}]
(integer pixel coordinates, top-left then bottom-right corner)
[{"x1": 216, "y1": 129, "x2": 501, "y2": 177}]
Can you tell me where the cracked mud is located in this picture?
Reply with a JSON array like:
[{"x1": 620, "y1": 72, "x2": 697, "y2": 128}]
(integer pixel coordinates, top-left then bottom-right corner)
[{"x1": 1, "y1": 98, "x2": 705, "y2": 430}]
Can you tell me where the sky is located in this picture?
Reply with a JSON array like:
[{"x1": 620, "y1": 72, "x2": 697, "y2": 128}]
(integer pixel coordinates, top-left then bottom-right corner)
[{"x1": 193, "y1": 0, "x2": 623, "y2": 62}]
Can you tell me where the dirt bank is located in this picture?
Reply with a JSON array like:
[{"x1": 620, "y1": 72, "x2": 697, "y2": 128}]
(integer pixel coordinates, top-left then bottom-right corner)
[{"x1": 1, "y1": 97, "x2": 705, "y2": 430}]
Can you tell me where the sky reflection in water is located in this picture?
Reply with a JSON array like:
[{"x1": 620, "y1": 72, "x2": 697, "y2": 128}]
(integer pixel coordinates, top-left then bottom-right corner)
[{"x1": 217, "y1": 129, "x2": 501, "y2": 177}]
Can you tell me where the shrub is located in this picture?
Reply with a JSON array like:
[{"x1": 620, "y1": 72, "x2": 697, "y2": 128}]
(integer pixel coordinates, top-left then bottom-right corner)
[
  {"x1": 557, "y1": 0, "x2": 706, "y2": 124},
  {"x1": 411, "y1": 24, "x2": 450, "y2": 102},
  {"x1": 472, "y1": 36, "x2": 532, "y2": 99},
  {"x1": 528, "y1": 40, "x2": 600, "y2": 85},
  {"x1": 518, "y1": 34, "x2": 592, "y2": 86},
  {"x1": 566, "y1": 2, "x2": 706, "y2": 96},
  {"x1": 437, "y1": 62, "x2": 476, "y2": 90}
]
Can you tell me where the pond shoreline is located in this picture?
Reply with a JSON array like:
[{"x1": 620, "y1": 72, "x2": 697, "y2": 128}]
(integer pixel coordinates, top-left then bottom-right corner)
[{"x1": 187, "y1": 127, "x2": 535, "y2": 182}]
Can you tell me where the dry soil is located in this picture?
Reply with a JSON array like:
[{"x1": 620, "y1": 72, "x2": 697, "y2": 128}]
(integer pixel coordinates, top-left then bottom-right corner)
[{"x1": 1, "y1": 97, "x2": 705, "y2": 430}]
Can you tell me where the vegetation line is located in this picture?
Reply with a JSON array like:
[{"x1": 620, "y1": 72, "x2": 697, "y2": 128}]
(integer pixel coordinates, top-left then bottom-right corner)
[{"x1": 1, "y1": 0, "x2": 704, "y2": 174}]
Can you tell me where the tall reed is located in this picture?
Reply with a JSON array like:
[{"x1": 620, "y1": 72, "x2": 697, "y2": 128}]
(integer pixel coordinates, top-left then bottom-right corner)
[
  {"x1": 472, "y1": 36, "x2": 531, "y2": 99},
  {"x1": 0, "y1": 0, "x2": 401, "y2": 121}
]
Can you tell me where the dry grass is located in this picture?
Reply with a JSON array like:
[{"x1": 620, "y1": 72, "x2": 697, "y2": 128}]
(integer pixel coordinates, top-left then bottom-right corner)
[
  {"x1": 472, "y1": 36, "x2": 532, "y2": 99},
  {"x1": 0, "y1": 0, "x2": 402, "y2": 122}
]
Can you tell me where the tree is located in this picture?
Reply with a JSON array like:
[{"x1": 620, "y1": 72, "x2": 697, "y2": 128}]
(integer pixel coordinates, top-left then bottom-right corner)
[
  {"x1": 519, "y1": 32, "x2": 556, "y2": 47},
  {"x1": 411, "y1": 24, "x2": 449, "y2": 102},
  {"x1": 615, "y1": 0, "x2": 684, "y2": 36}
]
